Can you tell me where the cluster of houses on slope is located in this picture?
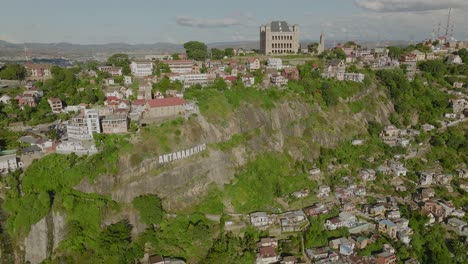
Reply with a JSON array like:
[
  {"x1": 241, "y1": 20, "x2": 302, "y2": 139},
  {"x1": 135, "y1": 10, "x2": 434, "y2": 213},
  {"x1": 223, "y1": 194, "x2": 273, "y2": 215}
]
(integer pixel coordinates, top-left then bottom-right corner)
[{"x1": 321, "y1": 59, "x2": 365, "y2": 82}]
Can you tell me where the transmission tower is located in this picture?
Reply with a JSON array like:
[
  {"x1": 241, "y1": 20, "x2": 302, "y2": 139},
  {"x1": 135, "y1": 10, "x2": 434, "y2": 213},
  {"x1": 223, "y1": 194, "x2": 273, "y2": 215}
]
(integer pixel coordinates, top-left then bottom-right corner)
[{"x1": 445, "y1": 8, "x2": 452, "y2": 38}]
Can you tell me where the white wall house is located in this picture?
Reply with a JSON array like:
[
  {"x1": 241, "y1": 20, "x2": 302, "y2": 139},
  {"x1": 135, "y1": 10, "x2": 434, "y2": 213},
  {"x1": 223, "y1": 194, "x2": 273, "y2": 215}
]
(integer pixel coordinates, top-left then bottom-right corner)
[{"x1": 130, "y1": 61, "x2": 154, "y2": 77}]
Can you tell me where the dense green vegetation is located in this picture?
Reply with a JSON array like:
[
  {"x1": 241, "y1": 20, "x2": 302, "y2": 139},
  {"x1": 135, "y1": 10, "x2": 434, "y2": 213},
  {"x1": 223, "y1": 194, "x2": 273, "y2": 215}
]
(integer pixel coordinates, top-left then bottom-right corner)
[
  {"x1": 225, "y1": 153, "x2": 317, "y2": 213},
  {"x1": 132, "y1": 195, "x2": 164, "y2": 225},
  {"x1": 3, "y1": 135, "x2": 124, "y2": 237},
  {"x1": 184, "y1": 41, "x2": 208, "y2": 61},
  {"x1": 376, "y1": 69, "x2": 450, "y2": 126},
  {"x1": 0, "y1": 64, "x2": 26, "y2": 80},
  {"x1": 106, "y1": 53, "x2": 131, "y2": 75}
]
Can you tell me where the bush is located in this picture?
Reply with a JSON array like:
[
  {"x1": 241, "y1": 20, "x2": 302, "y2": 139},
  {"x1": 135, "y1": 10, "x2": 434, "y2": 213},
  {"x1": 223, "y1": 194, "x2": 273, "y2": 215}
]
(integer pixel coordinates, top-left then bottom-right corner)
[{"x1": 132, "y1": 195, "x2": 164, "y2": 225}]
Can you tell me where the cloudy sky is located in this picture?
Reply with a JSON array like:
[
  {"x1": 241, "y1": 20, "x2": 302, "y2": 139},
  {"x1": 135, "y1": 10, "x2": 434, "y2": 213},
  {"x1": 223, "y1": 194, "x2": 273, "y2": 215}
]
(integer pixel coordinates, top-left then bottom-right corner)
[{"x1": 1, "y1": 0, "x2": 467, "y2": 44}]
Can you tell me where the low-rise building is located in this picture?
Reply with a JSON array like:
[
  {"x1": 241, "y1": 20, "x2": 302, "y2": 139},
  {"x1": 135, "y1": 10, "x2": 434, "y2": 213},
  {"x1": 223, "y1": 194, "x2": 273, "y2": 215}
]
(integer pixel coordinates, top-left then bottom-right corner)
[
  {"x1": 270, "y1": 74, "x2": 288, "y2": 86},
  {"x1": 0, "y1": 154, "x2": 21, "y2": 175},
  {"x1": 0, "y1": 95, "x2": 11, "y2": 104},
  {"x1": 130, "y1": 61, "x2": 154, "y2": 77},
  {"x1": 145, "y1": 97, "x2": 186, "y2": 119},
  {"x1": 47, "y1": 98, "x2": 63, "y2": 113},
  {"x1": 280, "y1": 210, "x2": 308, "y2": 232},
  {"x1": 242, "y1": 74, "x2": 255, "y2": 87},
  {"x1": 256, "y1": 246, "x2": 278, "y2": 264},
  {"x1": 163, "y1": 60, "x2": 199, "y2": 74},
  {"x1": 419, "y1": 171, "x2": 434, "y2": 186},
  {"x1": 25, "y1": 63, "x2": 52, "y2": 78},
  {"x1": 317, "y1": 185, "x2": 331, "y2": 198},
  {"x1": 102, "y1": 113, "x2": 128, "y2": 134},
  {"x1": 281, "y1": 67, "x2": 299, "y2": 81},
  {"x1": 66, "y1": 109, "x2": 101, "y2": 140},
  {"x1": 359, "y1": 169, "x2": 376, "y2": 181},
  {"x1": 98, "y1": 66, "x2": 123, "y2": 76},
  {"x1": 306, "y1": 246, "x2": 330, "y2": 260},
  {"x1": 376, "y1": 251, "x2": 397, "y2": 264},
  {"x1": 325, "y1": 212, "x2": 356, "y2": 230},
  {"x1": 343, "y1": 73, "x2": 365, "y2": 82},
  {"x1": 267, "y1": 58, "x2": 283, "y2": 70},
  {"x1": 56, "y1": 141, "x2": 98, "y2": 155},
  {"x1": 250, "y1": 212, "x2": 273, "y2": 227},
  {"x1": 378, "y1": 219, "x2": 397, "y2": 239},
  {"x1": 247, "y1": 58, "x2": 261, "y2": 71}
]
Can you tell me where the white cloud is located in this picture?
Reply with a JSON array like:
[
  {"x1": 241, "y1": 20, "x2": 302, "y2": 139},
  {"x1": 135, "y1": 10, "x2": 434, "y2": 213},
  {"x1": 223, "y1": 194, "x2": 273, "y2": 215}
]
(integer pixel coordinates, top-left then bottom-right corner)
[
  {"x1": 176, "y1": 16, "x2": 241, "y2": 28},
  {"x1": 354, "y1": 0, "x2": 468, "y2": 12}
]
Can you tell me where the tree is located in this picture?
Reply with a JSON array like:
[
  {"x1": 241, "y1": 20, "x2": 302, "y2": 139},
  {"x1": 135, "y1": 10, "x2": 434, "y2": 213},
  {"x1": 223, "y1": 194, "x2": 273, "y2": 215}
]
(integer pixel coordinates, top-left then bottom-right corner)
[
  {"x1": 308, "y1": 42, "x2": 319, "y2": 54},
  {"x1": 98, "y1": 220, "x2": 132, "y2": 258},
  {"x1": 387, "y1": 46, "x2": 404, "y2": 59},
  {"x1": 132, "y1": 195, "x2": 164, "y2": 225},
  {"x1": 106, "y1": 54, "x2": 130, "y2": 75},
  {"x1": 171, "y1": 53, "x2": 180, "y2": 60},
  {"x1": 418, "y1": 60, "x2": 447, "y2": 79},
  {"x1": 0, "y1": 64, "x2": 27, "y2": 80},
  {"x1": 344, "y1": 41, "x2": 359, "y2": 48},
  {"x1": 184, "y1": 41, "x2": 208, "y2": 61},
  {"x1": 211, "y1": 48, "x2": 225, "y2": 60},
  {"x1": 224, "y1": 48, "x2": 234, "y2": 58},
  {"x1": 333, "y1": 48, "x2": 346, "y2": 60}
]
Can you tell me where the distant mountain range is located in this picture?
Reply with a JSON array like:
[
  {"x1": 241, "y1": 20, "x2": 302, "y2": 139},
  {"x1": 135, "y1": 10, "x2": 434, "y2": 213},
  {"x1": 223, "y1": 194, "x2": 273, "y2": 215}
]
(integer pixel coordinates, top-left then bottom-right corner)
[{"x1": 0, "y1": 39, "x2": 412, "y2": 61}]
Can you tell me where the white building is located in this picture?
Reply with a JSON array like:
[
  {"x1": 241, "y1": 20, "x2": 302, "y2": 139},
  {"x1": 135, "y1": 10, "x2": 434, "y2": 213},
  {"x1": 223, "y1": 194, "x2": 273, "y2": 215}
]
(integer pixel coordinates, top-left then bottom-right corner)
[
  {"x1": 250, "y1": 212, "x2": 272, "y2": 227},
  {"x1": 0, "y1": 154, "x2": 21, "y2": 174},
  {"x1": 267, "y1": 58, "x2": 283, "y2": 70},
  {"x1": 0, "y1": 95, "x2": 11, "y2": 104},
  {"x1": 56, "y1": 141, "x2": 98, "y2": 155},
  {"x1": 343, "y1": 73, "x2": 365, "y2": 82},
  {"x1": 130, "y1": 61, "x2": 154, "y2": 77},
  {"x1": 260, "y1": 21, "x2": 300, "y2": 55},
  {"x1": 66, "y1": 109, "x2": 101, "y2": 140},
  {"x1": 163, "y1": 60, "x2": 197, "y2": 74},
  {"x1": 247, "y1": 58, "x2": 261, "y2": 71},
  {"x1": 270, "y1": 74, "x2": 288, "y2": 86},
  {"x1": 419, "y1": 171, "x2": 434, "y2": 186},
  {"x1": 124, "y1": 75, "x2": 132, "y2": 85}
]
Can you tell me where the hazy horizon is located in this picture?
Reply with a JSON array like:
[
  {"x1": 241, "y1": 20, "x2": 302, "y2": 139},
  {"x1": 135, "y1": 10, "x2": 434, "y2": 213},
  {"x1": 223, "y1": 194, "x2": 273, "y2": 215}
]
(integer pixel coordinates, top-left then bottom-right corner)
[{"x1": 1, "y1": 0, "x2": 468, "y2": 45}]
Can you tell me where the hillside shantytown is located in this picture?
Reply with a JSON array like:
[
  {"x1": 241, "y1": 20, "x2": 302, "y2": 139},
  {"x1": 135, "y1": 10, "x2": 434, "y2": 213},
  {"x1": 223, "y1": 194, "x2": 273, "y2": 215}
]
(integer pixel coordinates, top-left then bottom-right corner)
[{"x1": 0, "y1": 4, "x2": 467, "y2": 264}]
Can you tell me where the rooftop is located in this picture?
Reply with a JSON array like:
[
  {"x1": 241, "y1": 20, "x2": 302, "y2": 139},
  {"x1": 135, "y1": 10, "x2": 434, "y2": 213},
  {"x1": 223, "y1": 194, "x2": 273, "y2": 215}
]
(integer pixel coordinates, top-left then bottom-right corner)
[
  {"x1": 147, "y1": 97, "x2": 186, "y2": 108},
  {"x1": 269, "y1": 21, "x2": 292, "y2": 32}
]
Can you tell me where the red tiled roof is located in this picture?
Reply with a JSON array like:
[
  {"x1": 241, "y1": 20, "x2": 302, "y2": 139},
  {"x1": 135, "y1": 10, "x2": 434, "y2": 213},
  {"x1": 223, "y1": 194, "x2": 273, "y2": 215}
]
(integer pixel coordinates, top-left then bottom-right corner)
[
  {"x1": 224, "y1": 76, "x2": 237, "y2": 81},
  {"x1": 132, "y1": 99, "x2": 147, "y2": 105},
  {"x1": 247, "y1": 58, "x2": 258, "y2": 63},
  {"x1": 24, "y1": 63, "x2": 51, "y2": 69},
  {"x1": 48, "y1": 97, "x2": 61, "y2": 103},
  {"x1": 147, "y1": 97, "x2": 186, "y2": 108},
  {"x1": 259, "y1": 246, "x2": 277, "y2": 258},
  {"x1": 106, "y1": 96, "x2": 121, "y2": 105}
]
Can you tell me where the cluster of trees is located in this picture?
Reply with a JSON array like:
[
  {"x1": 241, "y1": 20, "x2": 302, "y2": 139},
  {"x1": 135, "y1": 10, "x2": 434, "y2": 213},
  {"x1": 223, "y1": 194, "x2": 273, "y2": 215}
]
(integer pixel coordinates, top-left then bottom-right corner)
[
  {"x1": 184, "y1": 41, "x2": 208, "y2": 61},
  {"x1": 387, "y1": 43, "x2": 431, "y2": 59},
  {"x1": 210, "y1": 48, "x2": 234, "y2": 60},
  {"x1": 106, "y1": 53, "x2": 131, "y2": 75},
  {"x1": 132, "y1": 195, "x2": 164, "y2": 225},
  {"x1": 428, "y1": 126, "x2": 467, "y2": 171},
  {"x1": 376, "y1": 69, "x2": 449, "y2": 126},
  {"x1": 183, "y1": 41, "x2": 235, "y2": 60},
  {"x1": 0, "y1": 64, "x2": 26, "y2": 80}
]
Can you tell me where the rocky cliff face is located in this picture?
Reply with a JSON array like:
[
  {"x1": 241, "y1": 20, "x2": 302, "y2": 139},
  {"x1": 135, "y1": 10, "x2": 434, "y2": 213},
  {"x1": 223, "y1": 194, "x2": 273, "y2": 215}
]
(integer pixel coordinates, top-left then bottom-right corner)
[
  {"x1": 76, "y1": 93, "x2": 394, "y2": 211},
  {"x1": 15, "y1": 88, "x2": 394, "y2": 264},
  {"x1": 22, "y1": 211, "x2": 65, "y2": 264}
]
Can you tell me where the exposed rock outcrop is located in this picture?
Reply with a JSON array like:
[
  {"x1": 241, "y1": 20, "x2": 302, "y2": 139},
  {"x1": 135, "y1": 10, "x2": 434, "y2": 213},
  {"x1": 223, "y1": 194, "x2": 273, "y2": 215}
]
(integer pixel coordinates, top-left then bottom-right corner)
[{"x1": 23, "y1": 211, "x2": 66, "y2": 264}]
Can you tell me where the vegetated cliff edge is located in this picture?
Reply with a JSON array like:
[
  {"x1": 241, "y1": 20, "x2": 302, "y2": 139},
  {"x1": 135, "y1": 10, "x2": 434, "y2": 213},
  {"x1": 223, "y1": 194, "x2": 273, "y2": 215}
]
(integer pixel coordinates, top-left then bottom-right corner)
[
  {"x1": 76, "y1": 88, "x2": 393, "y2": 211},
  {"x1": 18, "y1": 86, "x2": 393, "y2": 264}
]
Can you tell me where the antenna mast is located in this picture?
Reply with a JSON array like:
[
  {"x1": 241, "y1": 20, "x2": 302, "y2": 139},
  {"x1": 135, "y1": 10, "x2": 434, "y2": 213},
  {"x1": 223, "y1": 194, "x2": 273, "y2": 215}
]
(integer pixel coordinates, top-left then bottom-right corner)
[{"x1": 445, "y1": 8, "x2": 452, "y2": 38}]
